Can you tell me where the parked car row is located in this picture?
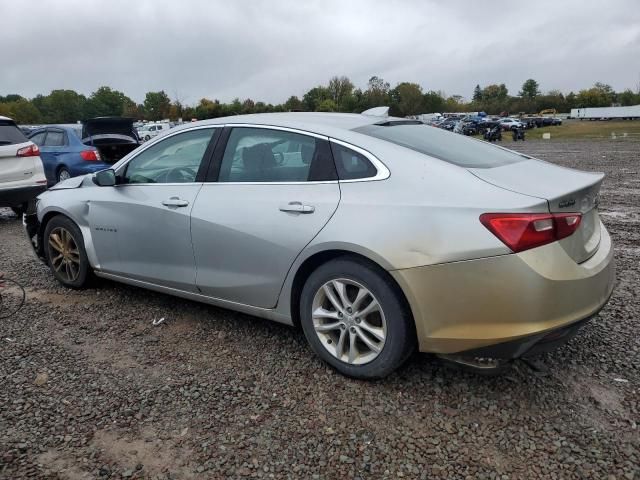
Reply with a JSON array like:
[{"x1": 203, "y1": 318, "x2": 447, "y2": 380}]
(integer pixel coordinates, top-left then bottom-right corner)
[{"x1": 427, "y1": 114, "x2": 562, "y2": 139}]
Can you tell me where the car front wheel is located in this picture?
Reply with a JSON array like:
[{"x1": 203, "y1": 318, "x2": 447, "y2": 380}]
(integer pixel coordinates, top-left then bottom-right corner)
[
  {"x1": 44, "y1": 216, "x2": 91, "y2": 289},
  {"x1": 300, "y1": 257, "x2": 415, "y2": 379}
]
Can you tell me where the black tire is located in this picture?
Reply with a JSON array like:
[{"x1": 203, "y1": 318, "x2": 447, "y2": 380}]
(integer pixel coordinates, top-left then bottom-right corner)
[
  {"x1": 57, "y1": 167, "x2": 71, "y2": 183},
  {"x1": 43, "y1": 215, "x2": 91, "y2": 289},
  {"x1": 299, "y1": 257, "x2": 416, "y2": 379}
]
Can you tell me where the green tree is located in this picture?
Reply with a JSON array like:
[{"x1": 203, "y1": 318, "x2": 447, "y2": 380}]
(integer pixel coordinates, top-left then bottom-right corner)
[
  {"x1": 617, "y1": 89, "x2": 638, "y2": 106},
  {"x1": 31, "y1": 89, "x2": 86, "y2": 123},
  {"x1": 316, "y1": 99, "x2": 337, "y2": 112},
  {"x1": 391, "y1": 82, "x2": 424, "y2": 116},
  {"x1": 194, "y1": 98, "x2": 221, "y2": 119},
  {"x1": 423, "y1": 90, "x2": 446, "y2": 113},
  {"x1": 0, "y1": 94, "x2": 24, "y2": 103},
  {"x1": 302, "y1": 86, "x2": 330, "y2": 111},
  {"x1": 575, "y1": 83, "x2": 615, "y2": 108},
  {"x1": 364, "y1": 76, "x2": 390, "y2": 108},
  {"x1": 482, "y1": 84, "x2": 509, "y2": 101},
  {"x1": 241, "y1": 98, "x2": 256, "y2": 114},
  {"x1": 472, "y1": 84, "x2": 482, "y2": 102},
  {"x1": 0, "y1": 99, "x2": 43, "y2": 124},
  {"x1": 327, "y1": 76, "x2": 354, "y2": 111},
  {"x1": 143, "y1": 90, "x2": 172, "y2": 120},
  {"x1": 84, "y1": 86, "x2": 133, "y2": 118},
  {"x1": 284, "y1": 95, "x2": 304, "y2": 111},
  {"x1": 519, "y1": 79, "x2": 540, "y2": 99}
]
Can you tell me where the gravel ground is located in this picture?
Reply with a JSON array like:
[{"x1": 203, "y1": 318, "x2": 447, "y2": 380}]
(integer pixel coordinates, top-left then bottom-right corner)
[{"x1": 0, "y1": 139, "x2": 638, "y2": 479}]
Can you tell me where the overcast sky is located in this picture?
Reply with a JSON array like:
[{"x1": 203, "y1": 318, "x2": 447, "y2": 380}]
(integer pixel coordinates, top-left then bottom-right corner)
[{"x1": 2, "y1": 0, "x2": 639, "y2": 105}]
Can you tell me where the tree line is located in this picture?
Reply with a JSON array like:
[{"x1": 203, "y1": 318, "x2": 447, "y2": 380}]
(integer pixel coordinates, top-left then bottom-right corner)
[{"x1": 1, "y1": 77, "x2": 639, "y2": 125}]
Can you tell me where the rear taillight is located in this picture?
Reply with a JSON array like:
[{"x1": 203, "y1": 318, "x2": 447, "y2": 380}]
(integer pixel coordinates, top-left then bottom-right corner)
[
  {"x1": 480, "y1": 212, "x2": 582, "y2": 253},
  {"x1": 80, "y1": 150, "x2": 101, "y2": 161},
  {"x1": 17, "y1": 144, "x2": 40, "y2": 157}
]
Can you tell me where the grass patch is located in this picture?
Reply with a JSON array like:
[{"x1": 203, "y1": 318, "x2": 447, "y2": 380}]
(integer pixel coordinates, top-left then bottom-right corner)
[{"x1": 521, "y1": 119, "x2": 640, "y2": 140}]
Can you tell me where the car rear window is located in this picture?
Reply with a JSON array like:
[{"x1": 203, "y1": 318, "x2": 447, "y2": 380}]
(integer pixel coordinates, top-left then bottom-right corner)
[
  {"x1": 0, "y1": 120, "x2": 29, "y2": 146},
  {"x1": 353, "y1": 124, "x2": 527, "y2": 169}
]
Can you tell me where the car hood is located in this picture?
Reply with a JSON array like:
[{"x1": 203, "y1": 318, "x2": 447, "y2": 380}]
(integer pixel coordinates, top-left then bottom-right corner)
[{"x1": 82, "y1": 117, "x2": 137, "y2": 140}]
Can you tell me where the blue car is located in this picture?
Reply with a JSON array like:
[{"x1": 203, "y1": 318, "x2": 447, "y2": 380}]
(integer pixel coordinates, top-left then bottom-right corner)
[{"x1": 28, "y1": 117, "x2": 140, "y2": 185}]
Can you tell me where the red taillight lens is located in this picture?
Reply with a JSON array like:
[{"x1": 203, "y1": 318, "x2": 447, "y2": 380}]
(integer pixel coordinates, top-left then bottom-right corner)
[
  {"x1": 480, "y1": 212, "x2": 582, "y2": 253},
  {"x1": 80, "y1": 150, "x2": 101, "y2": 161},
  {"x1": 17, "y1": 144, "x2": 40, "y2": 157}
]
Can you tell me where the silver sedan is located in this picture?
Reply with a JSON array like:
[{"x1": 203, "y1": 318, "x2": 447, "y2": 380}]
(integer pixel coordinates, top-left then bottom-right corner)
[{"x1": 25, "y1": 112, "x2": 614, "y2": 378}]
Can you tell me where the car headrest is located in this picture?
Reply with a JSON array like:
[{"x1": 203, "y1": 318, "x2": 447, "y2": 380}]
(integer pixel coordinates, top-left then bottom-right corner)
[{"x1": 242, "y1": 143, "x2": 276, "y2": 172}]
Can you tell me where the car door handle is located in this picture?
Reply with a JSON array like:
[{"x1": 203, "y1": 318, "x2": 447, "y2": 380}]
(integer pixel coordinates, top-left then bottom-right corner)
[
  {"x1": 162, "y1": 197, "x2": 189, "y2": 207},
  {"x1": 279, "y1": 201, "x2": 315, "y2": 214}
]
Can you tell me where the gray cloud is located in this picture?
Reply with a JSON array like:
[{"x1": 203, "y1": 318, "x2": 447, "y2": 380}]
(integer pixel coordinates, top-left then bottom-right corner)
[{"x1": 2, "y1": 0, "x2": 639, "y2": 104}]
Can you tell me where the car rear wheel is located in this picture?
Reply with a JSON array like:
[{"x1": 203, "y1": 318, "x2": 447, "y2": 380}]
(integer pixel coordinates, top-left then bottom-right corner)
[
  {"x1": 57, "y1": 168, "x2": 71, "y2": 182},
  {"x1": 300, "y1": 257, "x2": 415, "y2": 379},
  {"x1": 44, "y1": 216, "x2": 91, "y2": 289}
]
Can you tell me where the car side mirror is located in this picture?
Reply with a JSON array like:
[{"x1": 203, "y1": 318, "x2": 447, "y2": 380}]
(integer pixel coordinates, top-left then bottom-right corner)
[{"x1": 93, "y1": 169, "x2": 116, "y2": 187}]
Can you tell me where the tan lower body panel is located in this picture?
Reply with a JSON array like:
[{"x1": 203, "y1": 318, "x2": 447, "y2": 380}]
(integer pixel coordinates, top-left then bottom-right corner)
[{"x1": 391, "y1": 226, "x2": 615, "y2": 354}]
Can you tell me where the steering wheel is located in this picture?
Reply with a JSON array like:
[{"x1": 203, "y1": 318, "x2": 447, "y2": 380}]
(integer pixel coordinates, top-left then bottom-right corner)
[{"x1": 162, "y1": 166, "x2": 197, "y2": 183}]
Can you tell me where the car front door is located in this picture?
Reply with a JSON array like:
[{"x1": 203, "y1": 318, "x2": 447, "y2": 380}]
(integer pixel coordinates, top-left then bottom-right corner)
[
  {"x1": 87, "y1": 126, "x2": 219, "y2": 291},
  {"x1": 190, "y1": 126, "x2": 341, "y2": 308}
]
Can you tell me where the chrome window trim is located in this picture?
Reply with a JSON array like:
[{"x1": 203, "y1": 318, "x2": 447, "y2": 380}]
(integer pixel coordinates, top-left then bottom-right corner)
[
  {"x1": 113, "y1": 123, "x2": 390, "y2": 185},
  {"x1": 202, "y1": 180, "x2": 338, "y2": 186},
  {"x1": 329, "y1": 138, "x2": 390, "y2": 182},
  {"x1": 223, "y1": 123, "x2": 328, "y2": 140}
]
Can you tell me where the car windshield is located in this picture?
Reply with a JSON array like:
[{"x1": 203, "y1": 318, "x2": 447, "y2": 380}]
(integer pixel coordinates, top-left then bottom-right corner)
[
  {"x1": 353, "y1": 124, "x2": 527, "y2": 169},
  {"x1": 0, "y1": 120, "x2": 29, "y2": 145}
]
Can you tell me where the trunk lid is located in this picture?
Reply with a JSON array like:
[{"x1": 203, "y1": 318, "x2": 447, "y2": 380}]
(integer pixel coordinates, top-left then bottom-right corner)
[
  {"x1": 82, "y1": 117, "x2": 138, "y2": 142},
  {"x1": 469, "y1": 159, "x2": 604, "y2": 263},
  {"x1": 82, "y1": 117, "x2": 139, "y2": 164}
]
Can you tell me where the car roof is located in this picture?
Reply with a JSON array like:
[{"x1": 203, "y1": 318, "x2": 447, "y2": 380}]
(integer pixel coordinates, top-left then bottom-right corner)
[
  {"x1": 0, "y1": 115, "x2": 15, "y2": 122},
  {"x1": 191, "y1": 112, "x2": 398, "y2": 137}
]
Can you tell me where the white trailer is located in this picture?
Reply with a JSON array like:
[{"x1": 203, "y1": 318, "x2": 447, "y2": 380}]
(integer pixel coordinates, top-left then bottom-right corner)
[{"x1": 570, "y1": 105, "x2": 640, "y2": 120}]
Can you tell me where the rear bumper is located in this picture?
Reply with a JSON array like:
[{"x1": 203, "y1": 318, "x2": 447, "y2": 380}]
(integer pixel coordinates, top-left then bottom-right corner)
[
  {"x1": 391, "y1": 222, "x2": 615, "y2": 357},
  {"x1": 0, "y1": 184, "x2": 46, "y2": 208}
]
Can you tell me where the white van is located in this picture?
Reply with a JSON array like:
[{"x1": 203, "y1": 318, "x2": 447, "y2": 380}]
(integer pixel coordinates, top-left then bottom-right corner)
[{"x1": 137, "y1": 123, "x2": 170, "y2": 142}]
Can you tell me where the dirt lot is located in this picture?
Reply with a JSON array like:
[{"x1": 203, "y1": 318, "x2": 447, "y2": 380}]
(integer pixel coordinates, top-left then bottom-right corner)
[{"x1": 1, "y1": 139, "x2": 638, "y2": 479}]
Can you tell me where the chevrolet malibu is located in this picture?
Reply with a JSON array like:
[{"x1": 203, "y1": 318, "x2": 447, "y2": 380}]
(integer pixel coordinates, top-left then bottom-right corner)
[{"x1": 24, "y1": 112, "x2": 614, "y2": 379}]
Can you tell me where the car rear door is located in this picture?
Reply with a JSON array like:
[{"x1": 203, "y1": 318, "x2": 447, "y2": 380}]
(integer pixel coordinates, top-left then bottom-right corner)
[
  {"x1": 39, "y1": 128, "x2": 67, "y2": 182},
  {"x1": 190, "y1": 125, "x2": 341, "y2": 308},
  {"x1": 87, "y1": 126, "x2": 220, "y2": 291}
]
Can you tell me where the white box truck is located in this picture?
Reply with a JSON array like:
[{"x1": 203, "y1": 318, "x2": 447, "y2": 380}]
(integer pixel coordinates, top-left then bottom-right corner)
[{"x1": 570, "y1": 105, "x2": 640, "y2": 120}]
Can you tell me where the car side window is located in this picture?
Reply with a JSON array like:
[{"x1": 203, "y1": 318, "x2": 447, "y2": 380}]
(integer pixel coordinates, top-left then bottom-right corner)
[
  {"x1": 218, "y1": 128, "x2": 336, "y2": 182},
  {"x1": 29, "y1": 132, "x2": 47, "y2": 146},
  {"x1": 123, "y1": 128, "x2": 215, "y2": 184},
  {"x1": 43, "y1": 130, "x2": 65, "y2": 147},
  {"x1": 330, "y1": 143, "x2": 378, "y2": 180}
]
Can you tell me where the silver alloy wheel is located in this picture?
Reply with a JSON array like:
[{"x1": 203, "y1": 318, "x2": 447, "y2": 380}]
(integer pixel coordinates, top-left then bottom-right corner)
[
  {"x1": 311, "y1": 278, "x2": 387, "y2": 365},
  {"x1": 58, "y1": 169, "x2": 71, "y2": 181}
]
